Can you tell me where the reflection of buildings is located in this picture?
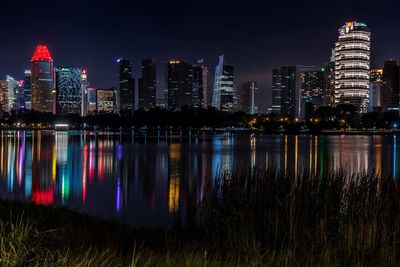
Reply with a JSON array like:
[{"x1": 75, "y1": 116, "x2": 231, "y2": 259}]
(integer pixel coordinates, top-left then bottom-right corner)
[
  {"x1": 31, "y1": 132, "x2": 54, "y2": 205},
  {"x1": 168, "y1": 144, "x2": 181, "y2": 213}
]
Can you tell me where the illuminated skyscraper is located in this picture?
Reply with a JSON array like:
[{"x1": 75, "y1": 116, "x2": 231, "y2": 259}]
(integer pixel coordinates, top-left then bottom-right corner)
[
  {"x1": 369, "y1": 68, "x2": 383, "y2": 112},
  {"x1": 334, "y1": 21, "x2": 371, "y2": 113},
  {"x1": 81, "y1": 69, "x2": 89, "y2": 116},
  {"x1": 212, "y1": 55, "x2": 234, "y2": 112},
  {"x1": 166, "y1": 60, "x2": 193, "y2": 110},
  {"x1": 87, "y1": 87, "x2": 97, "y2": 114},
  {"x1": 272, "y1": 69, "x2": 282, "y2": 114},
  {"x1": 5, "y1": 75, "x2": 19, "y2": 112},
  {"x1": 381, "y1": 60, "x2": 400, "y2": 112},
  {"x1": 97, "y1": 88, "x2": 115, "y2": 113},
  {"x1": 138, "y1": 58, "x2": 156, "y2": 110},
  {"x1": 239, "y1": 81, "x2": 259, "y2": 114},
  {"x1": 192, "y1": 59, "x2": 209, "y2": 108},
  {"x1": 55, "y1": 67, "x2": 82, "y2": 115},
  {"x1": 117, "y1": 58, "x2": 134, "y2": 114},
  {"x1": 24, "y1": 70, "x2": 32, "y2": 110},
  {"x1": 31, "y1": 45, "x2": 54, "y2": 113}
]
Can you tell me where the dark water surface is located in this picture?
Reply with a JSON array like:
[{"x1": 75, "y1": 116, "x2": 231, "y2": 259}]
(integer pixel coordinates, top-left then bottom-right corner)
[{"x1": 0, "y1": 131, "x2": 397, "y2": 227}]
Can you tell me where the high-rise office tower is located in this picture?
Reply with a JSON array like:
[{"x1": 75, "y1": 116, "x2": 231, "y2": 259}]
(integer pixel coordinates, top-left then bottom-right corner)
[
  {"x1": 334, "y1": 21, "x2": 371, "y2": 113},
  {"x1": 166, "y1": 60, "x2": 193, "y2": 110},
  {"x1": 97, "y1": 88, "x2": 116, "y2": 114},
  {"x1": 87, "y1": 87, "x2": 97, "y2": 114},
  {"x1": 192, "y1": 59, "x2": 209, "y2": 108},
  {"x1": 212, "y1": 55, "x2": 234, "y2": 112},
  {"x1": 81, "y1": 69, "x2": 89, "y2": 116},
  {"x1": 273, "y1": 66, "x2": 322, "y2": 119},
  {"x1": 24, "y1": 70, "x2": 32, "y2": 110},
  {"x1": 381, "y1": 60, "x2": 400, "y2": 112},
  {"x1": 117, "y1": 58, "x2": 134, "y2": 113},
  {"x1": 192, "y1": 65, "x2": 205, "y2": 108},
  {"x1": 31, "y1": 45, "x2": 54, "y2": 113},
  {"x1": 272, "y1": 69, "x2": 282, "y2": 114},
  {"x1": 0, "y1": 81, "x2": 7, "y2": 113},
  {"x1": 239, "y1": 81, "x2": 259, "y2": 114},
  {"x1": 5, "y1": 75, "x2": 19, "y2": 112},
  {"x1": 369, "y1": 68, "x2": 383, "y2": 112},
  {"x1": 138, "y1": 58, "x2": 156, "y2": 110},
  {"x1": 322, "y1": 50, "x2": 336, "y2": 107},
  {"x1": 55, "y1": 67, "x2": 82, "y2": 115},
  {"x1": 300, "y1": 67, "x2": 325, "y2": 120}
]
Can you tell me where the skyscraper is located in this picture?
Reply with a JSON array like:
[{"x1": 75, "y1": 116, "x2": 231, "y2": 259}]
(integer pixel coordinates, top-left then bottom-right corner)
[
  {"x1": 334, "y1": 21, "x2": 371, "y2": 113},
  {"x1": 31, "y1": 45, "x2": 54, "y2": 113},
  {"x1": 5, "y1": 75, "x2": 19, "y2": 112},
  {"x1": 280, "y1": 66, "x2": 297, "y2": 117},
  {"x1": 273, "y1": 66, "x2": 322, "y2": 119},
  {"x1": 87, "y1": 87, "x2": 97, "y2": 114},
  {"x1": 300, "y1": 67, "x2": 325, "y2": 120},
  {"x1": 24, "y1": 70, "x2": 32, "y2": 110},
  {"x1": 97, "y1": 88, "x2": 116, "y2": 114},
  {"x1": 55, "y1": 67, "x2": 82, "y2": 115},
  {"x1": 272, "y1": 69, "x2": 282, "y2": 114},
  {"x1": 212, "y1": 55, "x2": 234, "y2": 112},
  {"x1": 138, "y1": 58, "x2": 156, "y2": 110},
  {"x1": 381, "y1": 60, "x2": 400, "y2": 112},
  {"x1": 166, "y1": 60, "x2": 193, "y2": 110},
  {"x1": 192, "y1": 65, "x2": 205, "y2": 108},
  {"x1": 239, "y1": 81, "x2": 259, "y2": 114},
  {"x1": 117, "y1": 58, "x2": 134, "y2": 114},
  {"x1": 369, "y1": 68, "x2": 383, "y2": 112},
  {"x1": 0, "y1": 81, "x2": 7, "y2": 113},
  {"x1": 81, "y1": 69, "x2": 89, "y2": 116},
  {"x1": 192, "y1": 59, "x2": 209, "y2": 108}
]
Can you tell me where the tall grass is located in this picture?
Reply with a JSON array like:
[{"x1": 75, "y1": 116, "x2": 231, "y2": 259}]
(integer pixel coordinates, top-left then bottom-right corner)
[
  {"x1": 1, "y1": 169, "x2": 400, "y2": 266},
  {"x1": 196, "y1": 169, "x2": 400, "y2": 265}
]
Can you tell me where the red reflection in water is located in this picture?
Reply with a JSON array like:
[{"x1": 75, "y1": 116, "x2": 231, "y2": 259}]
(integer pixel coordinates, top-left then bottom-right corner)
[
  {"x1": 32, "y1": 180, "x2": 54, "y2": 205},
  {"x1": 82, "y1": 145, "x2": 88, "y2": 203}
]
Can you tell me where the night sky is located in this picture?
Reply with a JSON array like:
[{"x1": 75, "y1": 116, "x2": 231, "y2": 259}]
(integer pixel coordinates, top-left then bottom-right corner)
[{"x1": 1, "y1": 0, "x2": 400, "y2": 111}]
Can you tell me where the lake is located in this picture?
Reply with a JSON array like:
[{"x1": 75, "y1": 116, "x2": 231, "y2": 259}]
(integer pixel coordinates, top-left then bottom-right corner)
[{"x1": 0, "y1": 131, "x2": 397, "y2": 227}]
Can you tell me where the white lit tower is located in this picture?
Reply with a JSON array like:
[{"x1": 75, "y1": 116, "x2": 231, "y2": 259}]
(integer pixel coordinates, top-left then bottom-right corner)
[{"x1": 334, "y1": 21, "x2": 371, "y2": 113}]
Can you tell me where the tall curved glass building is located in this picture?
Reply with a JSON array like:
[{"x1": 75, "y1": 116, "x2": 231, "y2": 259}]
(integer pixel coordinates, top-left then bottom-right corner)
[{"x1": 334, "y1": 21, "x2": 371, "y2": 113}]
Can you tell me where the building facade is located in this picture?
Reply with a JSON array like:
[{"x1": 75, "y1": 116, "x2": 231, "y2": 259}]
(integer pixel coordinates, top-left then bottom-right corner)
[
  {"x1": 369, "y1": 68, "x2": 383, "y2": 112},
  {"x1": 166, "y1": 60, "x2": 193, "y2": 110},
  {"x1": 334, "y1": 21, "x2": 371, "y2": 113},
  {"x1": 300, "y1": 67, "x2": 325, "y2": 120},
  {"x1": 381, "y1": 60, "x2": 400, "y2": 112},
  {"x1": 87, "y1": 87, "x2": 97, "y2": 114},
  {"x1": 117, "y1": 58, "x2": 134, "y2": 113},
  {"x1": 212, "y1": 55, "x2": 234, "y2": 112},
  {"x1": 272, "y1": 69, "x2": 282, "y2": 114},
  {"x1": 55, "y1": 67, "x2": 82, "y2": 115},
  {"x1": 24, "y1": 70, "x2": 32, "y2": 110},
  {"x1": 239, "y1": 81, "x2": 259, "y2": 114},
  {"x1": 97, "y1": 88, "x2": 115, "y2": 114},
  {"x1": 138, "y1": 58, "x2": 156, "y2": 110},
  {"x1": 31, "y1": 45, "x2": 54, "y2": 113}
]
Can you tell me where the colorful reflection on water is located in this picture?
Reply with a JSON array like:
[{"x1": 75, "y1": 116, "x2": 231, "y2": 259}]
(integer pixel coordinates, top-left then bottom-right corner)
[{"x1": 0, "y1": 131, "x2": 398, "y2": 227}]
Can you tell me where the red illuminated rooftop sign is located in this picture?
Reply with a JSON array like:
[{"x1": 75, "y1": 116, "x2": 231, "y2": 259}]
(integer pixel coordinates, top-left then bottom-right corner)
[{"x1": 31, "y1": 45, "x2": 53, "y2": 62}]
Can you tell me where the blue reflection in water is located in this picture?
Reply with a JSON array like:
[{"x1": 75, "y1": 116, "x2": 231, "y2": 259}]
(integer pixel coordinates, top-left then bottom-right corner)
[{"x1": 394, "y1": 135, "x2": 397, "y2": 179}]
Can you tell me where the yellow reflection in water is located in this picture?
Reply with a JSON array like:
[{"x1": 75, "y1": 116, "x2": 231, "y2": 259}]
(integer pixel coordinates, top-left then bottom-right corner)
[
  {"x1": 168, "y1": 144, "x2": 180, "y2": 214},
  {"x1": 284, "y1": 135, "x2": 288, "y2": 172}
]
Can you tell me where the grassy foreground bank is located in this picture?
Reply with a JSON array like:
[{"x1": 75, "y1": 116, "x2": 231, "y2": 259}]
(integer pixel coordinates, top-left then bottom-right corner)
[{"x1": 2, "y1": 169, "x2": 400, "y2": 266}]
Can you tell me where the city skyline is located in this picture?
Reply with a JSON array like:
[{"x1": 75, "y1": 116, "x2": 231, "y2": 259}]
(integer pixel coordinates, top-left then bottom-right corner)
[{"x1": 1, "y1": 1, "x2": 400, "y2": 112}]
